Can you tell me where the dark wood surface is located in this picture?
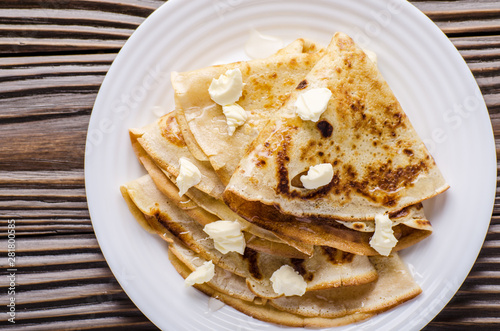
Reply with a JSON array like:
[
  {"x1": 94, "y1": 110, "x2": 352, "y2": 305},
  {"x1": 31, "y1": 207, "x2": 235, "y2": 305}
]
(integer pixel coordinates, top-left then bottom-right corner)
[{"x1": 1, "y1": 1, "x2": 499, "y2": 330}]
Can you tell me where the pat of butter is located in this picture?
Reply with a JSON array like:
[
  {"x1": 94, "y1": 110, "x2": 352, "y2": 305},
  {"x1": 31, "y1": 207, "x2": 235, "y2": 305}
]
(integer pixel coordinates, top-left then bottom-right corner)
[
  {"x1": 176, "y1": 157, "x2": 202, "y2": 197},
  {"x1": 209, "y1": 68, "x2": 243, "y2": 106},
  {"x1": 223, "y1": 104, "x2": 248, "y2": 136},
  {"x1": 300, "y1": 163, "x2": 334, "y2": 189},
  {"x1": 270, "y1": 265, "x2": 307, "y2": 296},
  {"x1": 203, "y1": 220, "x2": 246, "y2": 255},
  {"x1": 294, "y1": 87, "x2": 332, "y2": 122},
  {"x1": 184, "y1": 260, "x2": 215, "y2": 287},
  {"x1": 369, "y1": 213, "x2": 398, "y2": 256}
]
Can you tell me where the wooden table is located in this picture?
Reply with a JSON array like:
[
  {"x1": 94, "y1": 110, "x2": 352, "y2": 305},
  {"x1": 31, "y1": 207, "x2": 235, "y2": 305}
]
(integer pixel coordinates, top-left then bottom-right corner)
[{"x1": 1, "y1": 1, "x2": 498, "y2": 330}]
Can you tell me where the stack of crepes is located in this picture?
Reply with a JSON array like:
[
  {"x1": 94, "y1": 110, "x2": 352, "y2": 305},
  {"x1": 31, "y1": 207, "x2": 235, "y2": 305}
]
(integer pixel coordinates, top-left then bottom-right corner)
[{"x1": 121, "y1": 32, "x2": 449, "y2": 327}]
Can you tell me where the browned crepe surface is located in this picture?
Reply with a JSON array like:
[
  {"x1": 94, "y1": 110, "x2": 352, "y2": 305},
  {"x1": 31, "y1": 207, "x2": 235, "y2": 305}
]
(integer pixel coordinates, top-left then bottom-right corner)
[
  {"x1": 120, "y1": 175, "x2": 378, "y2": 298},
  {"x1": 172, "y1": 39, "x2": 325, "y2": 185},
  {"x1": 224, "y1": 32, "x2": 449, "y2": 221}
]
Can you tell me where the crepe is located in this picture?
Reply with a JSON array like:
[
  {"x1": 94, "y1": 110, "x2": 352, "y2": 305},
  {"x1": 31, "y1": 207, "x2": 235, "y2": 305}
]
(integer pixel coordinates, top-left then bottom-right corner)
[
  {"x1": 172, "y1": 39, "x2": 325, "y2": 185},
  {"x1": 168, "y1": 250, "x2": 375, "y2": 328},
  {"x1": 129, "y1": 123, "x2": 314, "y2": 258},
  {"x1": 224, "y1": 32, "x2": 449, "y2": 222},
  {"x1": 130, "y1": 111, "x2": 225, "y2": 199},
  {"x1": 168, "y1": 247, "x2": 420, "y2": 327},
  {"x1": 120, "y1": 175, "x2": 379, "y2": 299},
  {"x1": 174, "y1": 38, "x2": 318, "y2": 163},
  {"x1": 224, "y1": 196, "x2": 433, "y2": 256}
]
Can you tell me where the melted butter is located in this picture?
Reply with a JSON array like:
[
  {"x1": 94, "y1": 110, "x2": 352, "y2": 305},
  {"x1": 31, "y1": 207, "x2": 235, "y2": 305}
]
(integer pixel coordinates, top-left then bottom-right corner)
[{"x1": 244, "y1": 29, "x2": 284, "y2": 59}]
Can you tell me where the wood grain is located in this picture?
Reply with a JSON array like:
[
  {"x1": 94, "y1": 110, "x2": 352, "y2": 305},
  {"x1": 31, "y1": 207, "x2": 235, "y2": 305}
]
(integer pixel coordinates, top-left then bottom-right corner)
[{"x1": 0, "y1": 0, "x2": 499, "y2": 330}]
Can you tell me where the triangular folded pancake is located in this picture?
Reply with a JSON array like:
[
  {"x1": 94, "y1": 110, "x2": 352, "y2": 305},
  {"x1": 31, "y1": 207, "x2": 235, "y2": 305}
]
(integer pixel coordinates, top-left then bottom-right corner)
[
  {"x1": 168, "y1": 250, "x2": 375, "y2": 328},
  {"x1": 174, "y1": 38, "x2": 320, "y2": 162},
  {"x1": 172, "y1": 39, "x2": 325, "y2": 185},
  {"x1": 168, "y1": 248, "x2": 420, "y2": 327},
  {"x1": 269, "y1": 253, "x2": 421, "y2": 317},
  {"x1": 224, "y1": 32, "x2": 449, "y2": 221},
  {"x1": 224, "y1": 196, "x2": 432, "y2": 256},
  {"x1": 120, "y1": 175, "x2": 378, "y2": 298}
]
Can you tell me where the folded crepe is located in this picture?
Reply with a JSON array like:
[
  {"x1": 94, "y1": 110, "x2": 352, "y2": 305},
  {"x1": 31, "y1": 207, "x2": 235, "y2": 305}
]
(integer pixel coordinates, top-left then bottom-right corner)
[
  {"x1": 129, "y1": 116, "x2": 315, "y2": 258},
  {"x1": 225, "y1": 197, "x2": 433, "y2": 256},
  {"x1": 224, "y1": 32, "x2": 448, "y2": 223},
  {"x1": 169, "y1": 246, "x2": 420, "y2": 327},
  {"x1": 168, "y1": 250, "x2": 376, "y2": 328},
  {"x1": 174, "y1": 38, "x2": 321, "y2": 163},
  {"x1": 172, "y1": 39, "x2": 325, "y2": 185},
  {"x1": 120, "y1": 175, "x2": 378, "y2": 299}
]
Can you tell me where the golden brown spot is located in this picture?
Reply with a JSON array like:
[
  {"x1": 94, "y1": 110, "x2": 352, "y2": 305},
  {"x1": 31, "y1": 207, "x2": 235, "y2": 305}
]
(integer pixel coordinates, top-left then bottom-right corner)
[
  {"x1": 353, "y1": 223, "x2": 364, "y2": 230},
  {"x1": 321, "y1": 246, "x2": 354, "y2": 264},
  {"x1": 160, "y1": 114, "x2": 185, "y2": 147},
  {"x1": 291, "y1": 259, "x2": 314, "y2": 282},
  {"x1": 389, "y1": 206, "x2": 410, "y2": 219},
  {"x1": 403, "y1": 149, "x2": 414, "y2": 156},
  {"x1": 243, "y1": 247, "x2": 262, "y2": 280},
  {"x1": 296, "y1": 79, "x2": 308, "y2": 90},
  {"x1": 269, "y1": 72, "x2": 277, "y2": 79},
  {"x1": 255, "y1": 159, "x2": 266, "y2": 167},
  {"x1": 316, "y1": 120, "x2": 333, "y2": 138},
  {"x1": 415, "y1": 219, "x2": 431, "y2": 227}
]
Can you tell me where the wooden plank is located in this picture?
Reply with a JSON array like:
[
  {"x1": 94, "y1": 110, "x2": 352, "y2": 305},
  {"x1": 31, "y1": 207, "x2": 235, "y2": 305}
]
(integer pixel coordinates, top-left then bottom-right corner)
[
  {"x1": 3, "y1": 317, "x2": 156, "y2": 331},
  {"x1": 0, "y1": 53, "x2": 116, "y2": 68},
  {"x1": 0, "y1": 218, "x2": 90, "y2": 224},
  {"x1": 13, "y1": 267, "x2": 114, "y2": 286},
  {"x1": 0, "y1": 170, "x2": 84, "y2": 186},
  {"x1": 451, "y1": 35, "x2": 500, "y2": 50},
  {"x1": 0, "y1": 188, "x2": 86, "y2": 199},
  {"x1": 0, "y1": 210, "x2": 90, "y2": 219},
  {"x1": 0, "y1": 8, "x2": 145, "y2": 27},
  {"x1": 0, "y1": 200, "x2": 88, "y2": 209},
  {"x1": 0, "y1": 73, "x2": 104, "y2": 97},
  {"x1": 0, "y1": 223, "x2": 93, "y2": 236},
  {"x1": 0, "y1": 38, "x2": 124, "y2": 54},
  {"x1": 0, "y1": 252, "x2": 105, "y2": 267},
  {"x1": 0, "y1": 283, "x2": 124, "y2": 306},
  {"x1": 413, "y1": 1, "x2": 500, "y2": 13},
  {"x1": 0, "y1": 0, "x2": 163, "y2": 14},
  {"x1": 0, "y1": 234, "x2": 99, "y2": 252},
  {"x1": 0, "y1": 24, "x2": 133, "y2": 40},
  {"x1": 0, "y1": 63, "x2": 111, "y2": 81},
  {"x1": 1, "y1": 301, "x2": 143, "y2": 322},
  {"x1": 0, "y1": 117, "x2": 88, "y2": 172},
  {"x1": 0, "y1": 93, "x2": 97, "y2": 120}
]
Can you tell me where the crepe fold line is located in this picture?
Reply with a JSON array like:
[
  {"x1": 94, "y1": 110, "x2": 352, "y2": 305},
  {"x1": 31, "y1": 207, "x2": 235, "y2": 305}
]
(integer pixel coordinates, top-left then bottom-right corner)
[
  {"x1": 172, "y1": 39, "x2": 326, "y2": 185},
  {"x1": 120, "y1": 175, "x2": 378, "y2": 299},
  {"x1": 168, "y1": 248, "x2": 420, "y2": 327},
  {"x1": 224, "y1": 192, "x2": 432, "y2": 256},
  {"x1": 224, "y1": 32, "x2": 449, "y2": 222}
]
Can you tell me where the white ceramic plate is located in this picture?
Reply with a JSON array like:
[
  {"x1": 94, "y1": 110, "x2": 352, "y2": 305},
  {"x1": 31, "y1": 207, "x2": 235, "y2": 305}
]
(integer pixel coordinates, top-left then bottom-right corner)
[{"x1": 85, "y1": 0, "x2": 496, "y2": 330}]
